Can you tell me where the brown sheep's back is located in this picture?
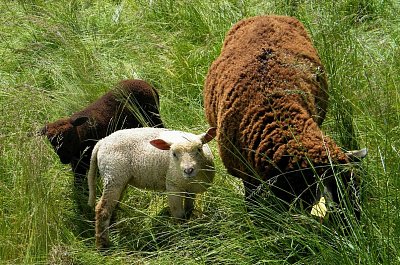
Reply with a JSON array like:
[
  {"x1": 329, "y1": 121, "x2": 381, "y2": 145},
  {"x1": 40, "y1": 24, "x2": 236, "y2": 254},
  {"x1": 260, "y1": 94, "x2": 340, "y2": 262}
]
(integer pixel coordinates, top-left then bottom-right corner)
[{"x1": 205, "y1": 16, "x2": 328, "y2": 129}]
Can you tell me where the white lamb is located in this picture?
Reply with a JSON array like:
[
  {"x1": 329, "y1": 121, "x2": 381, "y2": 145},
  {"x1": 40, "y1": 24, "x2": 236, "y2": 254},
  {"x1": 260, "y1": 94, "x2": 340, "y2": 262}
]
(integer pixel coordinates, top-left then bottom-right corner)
[{"x1": 87, "y1": 127, "x2": 216, "y2": 249}]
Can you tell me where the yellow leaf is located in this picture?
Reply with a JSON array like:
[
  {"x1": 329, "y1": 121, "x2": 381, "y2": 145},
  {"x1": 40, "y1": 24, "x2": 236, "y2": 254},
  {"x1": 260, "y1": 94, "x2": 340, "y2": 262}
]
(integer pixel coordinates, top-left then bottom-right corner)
[{"x1": 311, "y1": 196, "x2": 327, "y2": 219}]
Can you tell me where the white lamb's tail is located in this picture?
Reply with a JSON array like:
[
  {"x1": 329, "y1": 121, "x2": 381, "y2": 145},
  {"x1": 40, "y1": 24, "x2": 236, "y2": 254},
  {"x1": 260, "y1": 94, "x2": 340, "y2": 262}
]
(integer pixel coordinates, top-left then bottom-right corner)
[{"x1": 87, "y1": 142, "x2": 100, "y2": 208}]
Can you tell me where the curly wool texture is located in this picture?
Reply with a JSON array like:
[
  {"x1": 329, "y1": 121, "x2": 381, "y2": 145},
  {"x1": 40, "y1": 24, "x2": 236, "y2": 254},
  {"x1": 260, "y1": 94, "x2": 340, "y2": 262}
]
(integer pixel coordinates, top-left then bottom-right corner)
[{"x1": 204, "y1": 16, "x2": 350, "y2": 205}]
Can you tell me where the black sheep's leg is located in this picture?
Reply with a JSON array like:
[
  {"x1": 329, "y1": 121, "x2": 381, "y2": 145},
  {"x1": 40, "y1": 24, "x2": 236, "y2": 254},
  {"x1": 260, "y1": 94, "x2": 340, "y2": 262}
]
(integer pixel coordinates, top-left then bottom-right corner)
[
  {"x1": 72, "y1": 154, "x2": 120, "y2": 222},
  {"x1": 69, "y1": 158, "x2": 94, "y2": 237},
  {"x1": 70, "y1": 157, "x2": 91, "y2": 214},
  {"x1": 72, "y1": 159, "x2": 89, "y2": 191}
]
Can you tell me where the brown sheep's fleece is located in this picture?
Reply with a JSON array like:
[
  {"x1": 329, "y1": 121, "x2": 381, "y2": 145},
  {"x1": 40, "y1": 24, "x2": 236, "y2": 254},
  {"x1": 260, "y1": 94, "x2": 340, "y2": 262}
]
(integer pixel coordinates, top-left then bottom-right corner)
[{"x1": 204, "y1": 16, "x2": 355, "y2": 210}]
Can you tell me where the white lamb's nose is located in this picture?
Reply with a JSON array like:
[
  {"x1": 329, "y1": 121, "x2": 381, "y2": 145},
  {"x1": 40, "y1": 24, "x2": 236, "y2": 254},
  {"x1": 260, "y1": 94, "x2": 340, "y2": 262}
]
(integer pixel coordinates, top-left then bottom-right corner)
[{"x1": 184, "y1": 168, "x2": 194, "y2": 175}]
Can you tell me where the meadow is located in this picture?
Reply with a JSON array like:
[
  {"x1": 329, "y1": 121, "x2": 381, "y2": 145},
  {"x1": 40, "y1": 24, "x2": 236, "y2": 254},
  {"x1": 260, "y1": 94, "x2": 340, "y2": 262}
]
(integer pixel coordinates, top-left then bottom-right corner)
[{"x1": 1, "y1": 0, "x2": 399, "y2": 264}]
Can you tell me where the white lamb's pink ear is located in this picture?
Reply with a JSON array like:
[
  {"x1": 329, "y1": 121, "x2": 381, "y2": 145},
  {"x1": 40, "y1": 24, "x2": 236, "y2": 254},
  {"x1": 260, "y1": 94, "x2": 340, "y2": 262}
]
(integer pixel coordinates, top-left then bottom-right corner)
[
  {"x1": 150, "y1": 139, "x2": 171, "y2": 150},
  {"x1": 200, "y1": 127, "x2": 217, "y2": 144}
]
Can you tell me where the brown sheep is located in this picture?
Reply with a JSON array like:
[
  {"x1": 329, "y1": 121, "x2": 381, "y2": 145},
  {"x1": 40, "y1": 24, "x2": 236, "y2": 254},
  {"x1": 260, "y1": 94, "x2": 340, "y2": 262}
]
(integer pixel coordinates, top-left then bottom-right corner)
[
  {"x1": 40, "y1": 79, "x2": 164, "y2": 207},
  {"x1": 204, "y1": 15, "x2": 365, "y2": 219}
]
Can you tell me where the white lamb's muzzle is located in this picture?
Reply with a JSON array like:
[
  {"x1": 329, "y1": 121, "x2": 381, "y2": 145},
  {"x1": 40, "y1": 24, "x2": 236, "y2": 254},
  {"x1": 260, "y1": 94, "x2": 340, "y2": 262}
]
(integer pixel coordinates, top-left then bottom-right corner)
[{"x1": 182, "y1": 166, "x2": 197, "y2": 178}]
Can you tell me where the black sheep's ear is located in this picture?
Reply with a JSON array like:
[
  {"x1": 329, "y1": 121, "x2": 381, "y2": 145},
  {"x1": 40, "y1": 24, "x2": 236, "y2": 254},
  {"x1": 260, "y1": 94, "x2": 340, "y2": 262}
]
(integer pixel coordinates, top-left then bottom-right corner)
[
  {"x1": 38, "y1": 126, "x2": 47, "y2": 136},
  {"x1": 71, "y1": 116, "x2": 89, "y2": 127}
]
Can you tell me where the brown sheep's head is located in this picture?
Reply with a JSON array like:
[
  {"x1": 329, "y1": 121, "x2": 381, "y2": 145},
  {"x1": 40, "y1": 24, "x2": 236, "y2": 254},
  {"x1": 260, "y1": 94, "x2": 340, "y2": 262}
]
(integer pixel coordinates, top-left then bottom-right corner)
[
  {"x1": 39, "y1": 116, "x2": 88, "y2": 164},
  {"x1": 312, "y1": 148, "x2": 368, "y2": 222}
]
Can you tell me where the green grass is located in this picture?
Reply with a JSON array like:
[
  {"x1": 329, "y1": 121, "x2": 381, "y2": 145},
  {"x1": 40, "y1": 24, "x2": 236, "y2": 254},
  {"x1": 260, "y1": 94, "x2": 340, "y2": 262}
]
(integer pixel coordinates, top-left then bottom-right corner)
[{"x1": 1, "y1": 0, "x2": 399, "y2": 264}]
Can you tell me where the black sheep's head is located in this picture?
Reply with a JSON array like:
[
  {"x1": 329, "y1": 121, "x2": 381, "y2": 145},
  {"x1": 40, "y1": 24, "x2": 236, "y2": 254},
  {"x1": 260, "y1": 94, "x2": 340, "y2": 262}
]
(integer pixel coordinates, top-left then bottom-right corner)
[{"x1": 39, "y1": 116, "x2": 88, "y2": 164}]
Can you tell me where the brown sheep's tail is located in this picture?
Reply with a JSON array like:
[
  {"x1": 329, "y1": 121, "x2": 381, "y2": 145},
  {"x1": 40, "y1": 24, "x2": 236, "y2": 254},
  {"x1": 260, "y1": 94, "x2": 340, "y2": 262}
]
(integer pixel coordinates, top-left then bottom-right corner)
[{"x1": 87, "y1": 141, "x2": 100, "y2": 208}]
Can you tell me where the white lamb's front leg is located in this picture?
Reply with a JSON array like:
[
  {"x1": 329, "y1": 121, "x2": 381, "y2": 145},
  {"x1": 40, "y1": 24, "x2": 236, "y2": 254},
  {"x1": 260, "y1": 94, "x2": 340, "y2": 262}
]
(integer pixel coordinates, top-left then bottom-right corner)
[
  {"x1": 168, "y1": 193, "x2": 185, "y2": 220},
  {"x1": 184, "y1": 193, "x2": 195, "y2": 219}
]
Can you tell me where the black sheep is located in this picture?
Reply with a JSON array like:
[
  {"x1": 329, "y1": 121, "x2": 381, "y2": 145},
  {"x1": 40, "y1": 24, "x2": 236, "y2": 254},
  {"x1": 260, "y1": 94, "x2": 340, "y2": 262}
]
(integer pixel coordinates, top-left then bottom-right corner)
[{"x1": 40, "y1": 79, "x2": 163, "y2": 207}]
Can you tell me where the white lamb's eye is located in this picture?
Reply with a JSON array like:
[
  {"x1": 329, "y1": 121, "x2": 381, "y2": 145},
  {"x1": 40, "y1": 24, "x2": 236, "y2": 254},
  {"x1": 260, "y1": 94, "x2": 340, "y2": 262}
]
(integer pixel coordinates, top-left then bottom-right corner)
[{"x1": 172, "y1": 152, "x2": 177, "y2": 158}]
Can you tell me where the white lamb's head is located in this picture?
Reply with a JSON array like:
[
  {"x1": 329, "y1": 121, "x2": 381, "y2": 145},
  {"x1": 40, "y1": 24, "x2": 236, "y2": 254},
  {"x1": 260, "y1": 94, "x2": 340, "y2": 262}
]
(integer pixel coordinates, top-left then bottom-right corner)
[{"x1": 150, "y1": 128, "x2": 217, "y2": 178}]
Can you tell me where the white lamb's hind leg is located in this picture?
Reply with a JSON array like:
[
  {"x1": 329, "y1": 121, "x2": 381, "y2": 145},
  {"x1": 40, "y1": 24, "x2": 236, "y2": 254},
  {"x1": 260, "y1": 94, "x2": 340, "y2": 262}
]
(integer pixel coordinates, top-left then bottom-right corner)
[{"x1": 95, "y1": 184, "x2": 126, "y2": 249}]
